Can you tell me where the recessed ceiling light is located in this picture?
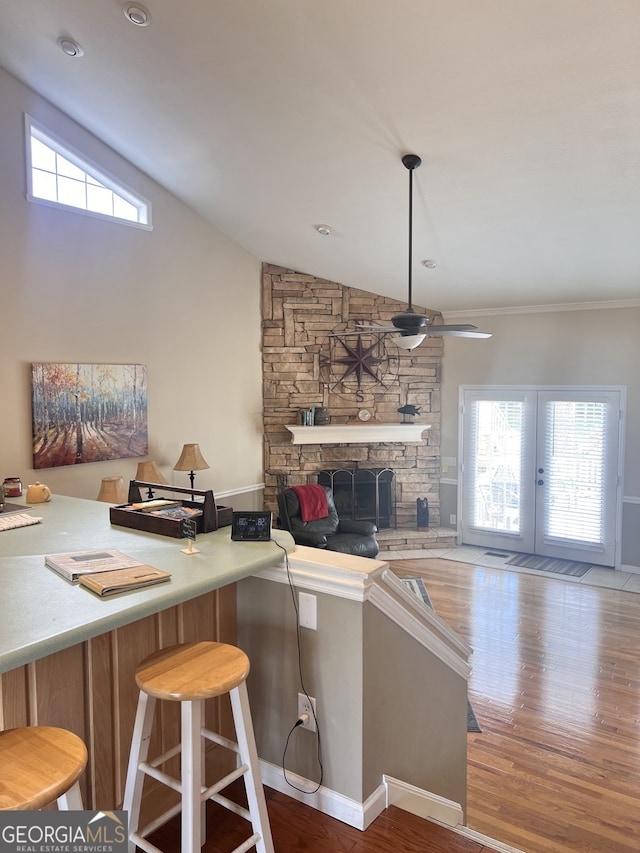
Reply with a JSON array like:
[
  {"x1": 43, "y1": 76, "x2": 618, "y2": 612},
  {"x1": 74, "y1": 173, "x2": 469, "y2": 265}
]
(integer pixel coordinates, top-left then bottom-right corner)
[
  {"x1": 124, "y1": 3, "x2": 151, "y2": 26},
  {"x1": 315, "y1": 224, "x2": 332, "y2": 236},
  {"x1": 57, "y1": 37, "x2": 84, "y2": 58},
  {"x1": 422, "y1": 259, "x2": 438, "y2": 268}
]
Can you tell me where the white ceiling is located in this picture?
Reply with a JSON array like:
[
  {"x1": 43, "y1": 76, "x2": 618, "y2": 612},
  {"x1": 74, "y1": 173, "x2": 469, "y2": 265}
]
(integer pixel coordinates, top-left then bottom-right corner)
[{"x1": 2, "y1": 0, "x2": 639, "y2": 314}]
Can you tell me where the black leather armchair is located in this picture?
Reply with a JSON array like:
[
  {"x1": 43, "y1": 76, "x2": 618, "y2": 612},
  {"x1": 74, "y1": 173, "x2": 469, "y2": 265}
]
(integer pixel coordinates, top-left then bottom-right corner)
[{"x1": 277, "y1": 485, "x2": 379, "y2": 558}]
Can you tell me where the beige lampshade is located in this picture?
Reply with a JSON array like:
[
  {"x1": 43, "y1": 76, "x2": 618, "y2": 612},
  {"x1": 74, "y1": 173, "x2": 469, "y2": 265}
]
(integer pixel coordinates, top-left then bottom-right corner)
[
  {"x1": 96, "y1": 476, "x2": 127, "y2": 504},
  {"x1": 135, "y1": 460, "x2": 169, "y2": 484},
  {"x1": 173, "y1": 443, "x2": 210, "y2": 472}
]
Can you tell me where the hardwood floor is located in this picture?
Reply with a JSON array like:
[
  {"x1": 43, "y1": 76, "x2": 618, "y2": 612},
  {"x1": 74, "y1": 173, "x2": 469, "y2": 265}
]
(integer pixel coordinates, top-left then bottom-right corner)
[
  {"x1": 390, "y1": 557, "x2": 640, "y2": 853},
  {"x1": 149, "y1": 784, "x2": 502, "y2": 853}
]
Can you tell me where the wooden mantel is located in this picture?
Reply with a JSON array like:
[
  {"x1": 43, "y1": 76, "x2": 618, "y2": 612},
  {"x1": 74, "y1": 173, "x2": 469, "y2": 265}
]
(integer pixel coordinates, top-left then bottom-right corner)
[{"x1": 285, "y1": 424, "x2": 431, "y2": 445}]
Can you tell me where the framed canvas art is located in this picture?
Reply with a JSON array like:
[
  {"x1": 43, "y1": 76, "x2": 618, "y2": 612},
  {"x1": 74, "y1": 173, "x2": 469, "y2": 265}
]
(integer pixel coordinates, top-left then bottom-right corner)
[{"x1": 31, "y1": 363, "x2": 148, "y2": 469}]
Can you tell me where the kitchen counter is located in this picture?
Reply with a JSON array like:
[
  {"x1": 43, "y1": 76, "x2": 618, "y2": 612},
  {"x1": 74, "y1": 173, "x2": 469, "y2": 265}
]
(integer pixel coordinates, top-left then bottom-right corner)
[{"x1": 0, "y1": 494, "x2": 294, "y2": 673}]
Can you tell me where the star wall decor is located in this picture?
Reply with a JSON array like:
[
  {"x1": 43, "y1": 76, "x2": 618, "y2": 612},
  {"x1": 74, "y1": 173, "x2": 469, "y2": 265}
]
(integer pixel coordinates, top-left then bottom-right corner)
[
  {"x1": 319, "y1": 333, "x2": 399, "y2": 394},
  {"x1": 334, "y1": 336, "x2": 382, "y2": 386}
]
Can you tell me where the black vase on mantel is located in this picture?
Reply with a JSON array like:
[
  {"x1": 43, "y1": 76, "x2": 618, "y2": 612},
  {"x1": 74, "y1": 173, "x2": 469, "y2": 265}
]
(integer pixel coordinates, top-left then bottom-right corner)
[{"x1": 314, "y1": 407, "x2": 330, "y2": 425}]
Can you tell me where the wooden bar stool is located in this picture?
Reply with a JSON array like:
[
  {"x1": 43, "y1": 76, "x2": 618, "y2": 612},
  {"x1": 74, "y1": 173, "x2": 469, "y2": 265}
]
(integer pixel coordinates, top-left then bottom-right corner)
[
  {"x1": 123, "y1": 641, "x2": 274, "y2": 853},
  {"x1": 0, "y1": 726, "x2": 87, "y2": 810}
]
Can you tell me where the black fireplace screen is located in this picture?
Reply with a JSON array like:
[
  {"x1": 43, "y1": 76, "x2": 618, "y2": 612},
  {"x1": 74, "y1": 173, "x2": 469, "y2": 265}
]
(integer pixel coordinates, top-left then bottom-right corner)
[{"x1": 317, "y1": 468, "x2": 395, "y2": 529}]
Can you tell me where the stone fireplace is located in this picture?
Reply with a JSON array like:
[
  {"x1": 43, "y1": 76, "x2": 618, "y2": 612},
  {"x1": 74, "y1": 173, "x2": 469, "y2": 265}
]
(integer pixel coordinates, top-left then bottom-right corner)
[{"x1": 261, "y1": 263, "x2": 446, "y2": 540}]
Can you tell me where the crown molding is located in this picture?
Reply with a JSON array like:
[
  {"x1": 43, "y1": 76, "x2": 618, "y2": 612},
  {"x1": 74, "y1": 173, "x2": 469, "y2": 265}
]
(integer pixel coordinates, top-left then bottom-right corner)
[{"x1": 443, "y1": 298, "x2": 640, "y2": 320}]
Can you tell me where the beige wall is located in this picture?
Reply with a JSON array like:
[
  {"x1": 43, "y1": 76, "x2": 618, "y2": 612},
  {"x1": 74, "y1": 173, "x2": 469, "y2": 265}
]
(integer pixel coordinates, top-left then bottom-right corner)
[
  {"x1": 237, "y1": 575, "x2": 468, "y2": 810},
  {"x1": 0, "y1": 67, "x2": 264, "y2": 507},
  {"x1": 440, "y1": 308, "x2": 640, "y2": 568}
]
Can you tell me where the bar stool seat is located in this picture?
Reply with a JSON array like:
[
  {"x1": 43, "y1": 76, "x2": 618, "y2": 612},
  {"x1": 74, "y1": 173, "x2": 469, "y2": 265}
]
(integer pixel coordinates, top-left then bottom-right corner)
[
  {"x1": 0, "y1": 726, "x2": 87, "y2": 810},
  {"x1": 123, "y1": 641, "x2": 274, "y2": 853}
]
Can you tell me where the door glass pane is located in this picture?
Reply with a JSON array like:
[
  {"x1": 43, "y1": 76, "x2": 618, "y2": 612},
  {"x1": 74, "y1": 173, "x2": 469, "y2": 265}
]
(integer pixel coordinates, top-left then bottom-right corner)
[
  {"x1": 543, "y1": 401, "x2": 606, "y2": 546},
  {"x1": 469, "y1": 399, "x2": 523, "y2": 534}
]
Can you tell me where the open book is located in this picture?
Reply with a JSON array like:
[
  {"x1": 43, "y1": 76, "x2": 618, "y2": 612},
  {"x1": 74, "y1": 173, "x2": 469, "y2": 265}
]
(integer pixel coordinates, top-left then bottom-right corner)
[{"x1": 79, "y1": 565, "x2": 171, "y2": 597}]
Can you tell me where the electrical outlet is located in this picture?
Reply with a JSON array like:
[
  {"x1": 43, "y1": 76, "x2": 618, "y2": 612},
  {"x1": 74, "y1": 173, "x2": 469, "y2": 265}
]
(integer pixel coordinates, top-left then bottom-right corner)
[
  {"x1": 297, "y1": 692, "x2": 317, "y2": 732},
  {"x1": 450, "y1": 513, "x2": 457, "y2": 526},
  {"x1": 298, "y1": 591, "x2": 317, "y2": 630}
]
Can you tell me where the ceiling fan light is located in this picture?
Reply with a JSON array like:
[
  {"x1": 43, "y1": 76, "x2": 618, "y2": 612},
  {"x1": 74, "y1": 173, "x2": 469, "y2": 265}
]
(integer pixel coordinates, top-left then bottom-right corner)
[{"x1": 391, "y1": 333, "x2": 426, "y2": 350}]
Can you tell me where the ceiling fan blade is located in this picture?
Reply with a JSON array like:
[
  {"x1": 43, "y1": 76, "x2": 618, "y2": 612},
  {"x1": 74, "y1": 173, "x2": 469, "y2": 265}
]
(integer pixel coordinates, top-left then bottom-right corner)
[
  {"x1": 326, "y1": 327, "x2": 395, "y2": 337},
  {"x1": 354, "y1": 322, "x2": 398, "y2": 333},
  {"x1": 433, "y1": 323, "x2": 478, "y2": 332},
  {"x1": 429, "y1": 329, "x2": 492, "y2": 338}
]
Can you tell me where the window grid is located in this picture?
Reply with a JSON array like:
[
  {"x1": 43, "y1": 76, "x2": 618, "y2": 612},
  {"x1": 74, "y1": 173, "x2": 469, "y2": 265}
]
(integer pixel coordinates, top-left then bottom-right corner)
[{"x1": 26, "y1": 117, "x2": 151, "y2": 228}]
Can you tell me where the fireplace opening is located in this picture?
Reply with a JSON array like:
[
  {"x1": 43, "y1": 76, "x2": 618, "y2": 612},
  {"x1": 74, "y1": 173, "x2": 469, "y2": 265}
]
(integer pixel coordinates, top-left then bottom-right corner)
[{"x1": 317, "y1": 468, "x2": 395, "y2": 529}]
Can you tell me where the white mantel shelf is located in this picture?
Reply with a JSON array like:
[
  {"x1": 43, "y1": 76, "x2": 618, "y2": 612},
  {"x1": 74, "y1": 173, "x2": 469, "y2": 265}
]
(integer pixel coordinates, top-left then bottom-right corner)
[{"x1": 285, "y1": 423, "x2": 431, "y2": 445}]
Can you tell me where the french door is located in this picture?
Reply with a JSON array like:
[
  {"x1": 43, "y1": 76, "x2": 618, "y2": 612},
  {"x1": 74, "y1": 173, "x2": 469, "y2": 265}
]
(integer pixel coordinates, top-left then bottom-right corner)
[{"x1": 460, "y1": 387, "x2": 624, "y2": 567}]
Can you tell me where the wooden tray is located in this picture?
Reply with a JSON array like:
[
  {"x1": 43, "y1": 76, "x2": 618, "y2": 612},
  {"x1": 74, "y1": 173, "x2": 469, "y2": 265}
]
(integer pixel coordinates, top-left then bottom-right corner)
[{"x1": 109, "y1": 481, "x2": 232, "y2": 538}]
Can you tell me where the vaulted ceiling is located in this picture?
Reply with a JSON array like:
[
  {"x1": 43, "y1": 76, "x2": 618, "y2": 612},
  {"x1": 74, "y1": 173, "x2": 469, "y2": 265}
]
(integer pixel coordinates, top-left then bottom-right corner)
[{"x1": 2, "y1": 1, "x2": 639, "y2": 314}]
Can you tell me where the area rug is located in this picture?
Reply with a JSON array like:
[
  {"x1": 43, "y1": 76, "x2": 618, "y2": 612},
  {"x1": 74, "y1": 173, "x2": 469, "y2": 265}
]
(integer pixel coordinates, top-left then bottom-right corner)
[
  {"x1": 505, "y1": 553, "x2": 591, "y2": 577},
  {"x1": 398, "y1": 576, "x2": 481, "y2": 733}
]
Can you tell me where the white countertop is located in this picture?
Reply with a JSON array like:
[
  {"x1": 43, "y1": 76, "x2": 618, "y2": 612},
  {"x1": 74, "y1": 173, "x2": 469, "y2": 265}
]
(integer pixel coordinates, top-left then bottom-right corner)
[{"x1": 0, "y1": 495, "x2": 294, "y2": 673}]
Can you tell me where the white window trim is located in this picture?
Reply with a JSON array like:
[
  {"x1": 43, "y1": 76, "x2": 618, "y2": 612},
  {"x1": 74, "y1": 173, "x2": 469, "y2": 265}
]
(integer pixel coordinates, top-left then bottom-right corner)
[{"x1": 25, "y1": 115, "x2": 152, "y2": 230}]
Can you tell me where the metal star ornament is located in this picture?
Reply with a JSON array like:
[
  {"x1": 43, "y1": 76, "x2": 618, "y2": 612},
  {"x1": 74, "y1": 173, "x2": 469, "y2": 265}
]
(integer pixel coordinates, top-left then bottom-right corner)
[{"x1": 333, "y1": 336, "x2": 383, "y2": 387}]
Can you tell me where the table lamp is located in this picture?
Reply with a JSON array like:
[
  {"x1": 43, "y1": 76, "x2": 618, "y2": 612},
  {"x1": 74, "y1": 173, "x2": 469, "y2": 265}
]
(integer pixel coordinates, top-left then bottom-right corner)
[
  {"x1": 96, "y1": 476, "x2": 127, "y2": 504},
  {"x1": 173, "y1": 443, "x2": 210, "y2": 497},
  {"x1": 135, "y1": 460, "x2": 169, "y2": 499}
]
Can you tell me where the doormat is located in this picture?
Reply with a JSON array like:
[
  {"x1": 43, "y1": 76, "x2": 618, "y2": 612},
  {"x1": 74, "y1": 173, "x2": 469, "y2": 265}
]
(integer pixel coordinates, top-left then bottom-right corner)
[
  {"x1": 398, "y1": 576, "x2": 481, "y2": 733},
  {"x1": 505, "y1": 553, "x2": 591, "y2": 577}
]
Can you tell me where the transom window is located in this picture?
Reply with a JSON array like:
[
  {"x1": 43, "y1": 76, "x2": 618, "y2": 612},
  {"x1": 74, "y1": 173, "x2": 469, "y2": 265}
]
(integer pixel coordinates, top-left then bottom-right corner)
[{"x1": 25, "y1": 116, "x2": 151, "y2": 228}]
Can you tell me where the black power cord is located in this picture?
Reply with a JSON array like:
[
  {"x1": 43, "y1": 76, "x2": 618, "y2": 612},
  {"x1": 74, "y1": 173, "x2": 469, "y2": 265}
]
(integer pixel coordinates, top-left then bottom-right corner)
[{"x1": 271, "y1": 539, "x2": 324, "y2": 793}]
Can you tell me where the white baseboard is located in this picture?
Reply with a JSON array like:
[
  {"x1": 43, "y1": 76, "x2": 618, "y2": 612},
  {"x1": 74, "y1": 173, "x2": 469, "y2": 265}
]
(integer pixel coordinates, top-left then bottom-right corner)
[
  {"x1": 259, "y1": 759, "x2": 387, "y2": 830},
  {"x1": 260, "y1": 762, "x2": 523, "y2": 852},
  {"x1": 383, "y1": 776, "x2": 525, "y2": 853},
  {"x1": 383, "y1": 775, "x2": 463, "y2": 826}
]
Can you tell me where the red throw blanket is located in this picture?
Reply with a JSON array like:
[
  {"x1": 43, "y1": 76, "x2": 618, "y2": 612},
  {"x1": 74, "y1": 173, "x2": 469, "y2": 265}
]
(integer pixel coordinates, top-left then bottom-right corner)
[{"x1": 291, "y1": 485, "x2": 329, "y2": 522}]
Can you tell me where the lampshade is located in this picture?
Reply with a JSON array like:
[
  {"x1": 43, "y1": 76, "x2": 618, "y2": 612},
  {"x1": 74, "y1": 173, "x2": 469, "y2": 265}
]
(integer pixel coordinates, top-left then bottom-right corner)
[
  {"x1": 173, "y1": 443, "x2": 210, "y2": 473},
  {"x1": 96, "y1": 476, "x2": 127, "y2": 504},
  {"x1": 135, "y1": 460, "x2": 169, "y2": 484}
]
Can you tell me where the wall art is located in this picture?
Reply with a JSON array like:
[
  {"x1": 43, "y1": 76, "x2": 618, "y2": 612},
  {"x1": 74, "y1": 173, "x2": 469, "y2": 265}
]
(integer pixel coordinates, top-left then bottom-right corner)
[{"x1": 31, "y1": 363, "x2": 148, "y2": 469}]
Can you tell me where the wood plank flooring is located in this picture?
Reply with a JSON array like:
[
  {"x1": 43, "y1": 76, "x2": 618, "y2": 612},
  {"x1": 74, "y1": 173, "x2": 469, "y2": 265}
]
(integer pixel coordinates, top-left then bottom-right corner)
[
  {"x1": 149, "y1": 784, "x2": 502, "y2": 853},
  {"x1": 390, "y1": 558, "x2": 640, "y2": 853}
]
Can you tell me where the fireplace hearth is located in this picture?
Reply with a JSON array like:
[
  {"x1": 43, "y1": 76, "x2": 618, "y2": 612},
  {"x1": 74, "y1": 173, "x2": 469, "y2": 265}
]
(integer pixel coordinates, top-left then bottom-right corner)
[{"x1": 318, "y1": 468, "x2": 395, "y2": 529}]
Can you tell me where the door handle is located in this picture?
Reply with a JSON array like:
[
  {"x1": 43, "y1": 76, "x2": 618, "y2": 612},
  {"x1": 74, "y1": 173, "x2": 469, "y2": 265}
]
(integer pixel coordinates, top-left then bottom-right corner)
[{"x1": 537, "y1": 479, "x2": 544, "y2": 486}]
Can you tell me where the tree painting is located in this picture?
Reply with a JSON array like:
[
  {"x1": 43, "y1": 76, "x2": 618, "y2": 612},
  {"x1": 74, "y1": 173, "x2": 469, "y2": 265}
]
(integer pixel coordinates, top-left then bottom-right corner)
[{"x1": 31, "y1": 363, "x2": 148, "y2": 469}]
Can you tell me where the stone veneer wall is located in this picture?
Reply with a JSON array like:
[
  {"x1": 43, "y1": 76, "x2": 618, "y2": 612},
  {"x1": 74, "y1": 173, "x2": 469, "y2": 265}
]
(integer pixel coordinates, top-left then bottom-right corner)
[{"x1": 262, "y1": 263, "x2": 443, "y2": 529}]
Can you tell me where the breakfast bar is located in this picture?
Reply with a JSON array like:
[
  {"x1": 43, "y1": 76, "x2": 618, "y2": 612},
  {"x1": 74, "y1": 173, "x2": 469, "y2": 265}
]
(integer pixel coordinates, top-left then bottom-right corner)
[{"x1": 0, "y1": 495, "x2": 294, "y2": 810}]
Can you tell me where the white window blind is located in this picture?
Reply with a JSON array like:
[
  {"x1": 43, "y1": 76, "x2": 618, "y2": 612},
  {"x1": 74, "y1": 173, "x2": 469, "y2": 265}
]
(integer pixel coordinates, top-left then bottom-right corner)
[
  {"x1": 542, "y1": 400, "x2": 607, "y2": 546},
  {"x1": 465, "y1": 396, "x2": 529, "y2": 535}
]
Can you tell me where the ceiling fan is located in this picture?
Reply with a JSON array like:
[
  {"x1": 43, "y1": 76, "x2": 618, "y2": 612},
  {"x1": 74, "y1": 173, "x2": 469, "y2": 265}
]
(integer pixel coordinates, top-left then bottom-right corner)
[{"x1": 355, "y1": 154, "x2": 491, "y2": 350}]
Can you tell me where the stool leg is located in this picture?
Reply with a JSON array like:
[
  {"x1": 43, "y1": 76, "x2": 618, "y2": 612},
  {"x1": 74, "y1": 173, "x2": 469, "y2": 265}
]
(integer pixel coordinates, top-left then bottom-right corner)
[
  {"x1": 181, "y1": 699, "x2": 204, "y2": 853},
  {"x1": 123, "y1": 691, "x2": 157, "y2": 853},
  {"x1": 230, "y1": 682, "x2": 274, "y2": 853},
  {"x1": 57, "y1": 780, "x2": 84, "y2": 810}
]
